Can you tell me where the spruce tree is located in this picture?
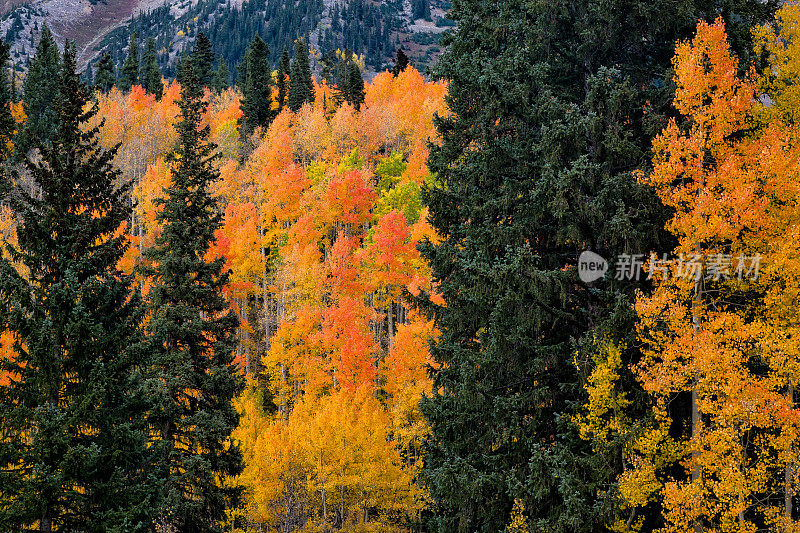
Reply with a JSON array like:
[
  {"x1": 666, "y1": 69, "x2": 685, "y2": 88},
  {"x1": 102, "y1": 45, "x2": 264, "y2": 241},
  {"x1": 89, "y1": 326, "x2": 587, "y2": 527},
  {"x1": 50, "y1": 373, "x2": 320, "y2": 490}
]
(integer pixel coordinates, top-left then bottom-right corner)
[
  {"x1": 277, "y1": 46, "x2": 290, "y2": 110},
  {"x1": 119, "y1": 31, "x2": 140, "y2": 92},
  {"x1": 83, "y1": 64, "x2": 93, "y2": 87},
  {"x1": 391, "y1": 47, "x2": 408, "y2": 77},
  {"x1": 190, "y1": 32, "x2": 215, "y2": 89},
  {"x1": 419, "y1": 0, "x2": 777, "y2": 531},
  {"x1": 235, "y1": 46, "x2": 250, "y2": 91},
  {"x1": 288, "y1": 37, "x2": 314, "y2": 111},
  {"x1": 319, "y1": 49, "x2": 339, "y2": 87},
  {"x1": 0, "y1": 42, "x2": 152, "y2": 532},
  {"x1": 10, "y1": 68, "x2": 17, "y2": 102},
  {"x1": 213, "y1": 59, "x2": 230, "y2": 93},
  {"x1": 412, "y1": 0, "x2": 431, "y2": 21},
  {"x1": 344, "y1": 59, "x2": 365, "y2": 110},
  {"x1": 175, "y1": 49, "x2": 190, "y2": 86},
  {"x1": 94, "y1": 52, "x2": 115, "y2": 92},
  {"x1": 239, "y1": 35, "x2": 275, "y2": 136},
  {"x1": 141, "y1": 37, "x2": 164, "y2": 99},
  {"x1": 18, "y1": 24, "x2": 60, "y2": 156},
  {"x1": 142, "y1": 53, "x2": 243, "y2": 531},
  {"x1": 0, "y1": 38, "x2": 15, "y2": 160}
]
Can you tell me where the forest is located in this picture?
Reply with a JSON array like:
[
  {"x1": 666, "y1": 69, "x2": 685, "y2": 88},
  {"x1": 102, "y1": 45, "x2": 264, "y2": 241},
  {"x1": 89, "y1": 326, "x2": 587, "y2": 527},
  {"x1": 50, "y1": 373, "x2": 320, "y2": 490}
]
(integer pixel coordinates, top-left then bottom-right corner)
[{"x1": 3, "y1": 0, "x2": 800, "y2": 532}]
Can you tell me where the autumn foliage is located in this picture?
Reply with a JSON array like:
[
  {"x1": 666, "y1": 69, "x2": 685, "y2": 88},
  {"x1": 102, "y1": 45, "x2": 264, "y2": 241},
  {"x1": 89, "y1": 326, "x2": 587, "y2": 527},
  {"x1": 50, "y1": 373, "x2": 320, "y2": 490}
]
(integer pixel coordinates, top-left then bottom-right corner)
[
  {"x1": 6, "y1": 8, "x2": 799, "y2": 530},
  {"x1": 574, "y1": 9, "x2": 800, "y2": 532},
  {"x1": 89, "y1": 67, "x2": 446, "y2": 531}
]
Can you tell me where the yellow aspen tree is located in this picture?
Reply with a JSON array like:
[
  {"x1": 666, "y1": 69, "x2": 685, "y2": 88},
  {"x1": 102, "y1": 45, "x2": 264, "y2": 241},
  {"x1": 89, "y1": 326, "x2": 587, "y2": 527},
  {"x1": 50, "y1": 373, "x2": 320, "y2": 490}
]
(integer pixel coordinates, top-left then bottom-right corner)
[{"x1": 616, "y1": 18, "x2": 800, "y2": 532}]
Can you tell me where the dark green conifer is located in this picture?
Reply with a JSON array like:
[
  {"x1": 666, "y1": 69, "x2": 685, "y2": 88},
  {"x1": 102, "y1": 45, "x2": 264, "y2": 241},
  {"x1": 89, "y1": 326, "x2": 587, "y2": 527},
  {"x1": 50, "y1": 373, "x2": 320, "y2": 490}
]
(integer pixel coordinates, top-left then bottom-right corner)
[
  {"x1": 175, "y1": 51, "x2": 186, "y2": 86},
  {"x1": 17, "y1": 24, "x2": 60, "y2": 155},
  {"x1": 0, "y1": 41, "x2": 152, "y2": 532},
  {"x1": 319, "y1": 49, "x2": 339, "y2": 87},
  {"x1": 190, "y1": 32, "x2": 215, "y2": 89},
  {"x1": 143, "y1": 50, "x2": 244, "y2": 532},
  {"x1": 276, "y1": 46, "x2": 290, "y2": 110},
  {"x1": 119, "y1": 31, "x2": 140, "y2": 92},
  {"x1": 235, "y1": 46, "x2": 250, "y2": 91},
  {"x1": 288, "y1": 37, "x2": 314, "y2": 111},
  {"x1": 391, "y1": 47, "x2": 408, "y2": 77},
  {"x1": 239, "y1": 36, "x2": 275, "y2": 136},
  {"x1": 10, "y1": 68, "x2": 17, "y2": 102},
  {"x1": 0, "y1": 38, "x2": 15, "y2": 160},
  {"x1": 83, "y1": 64, "x2": 93, "y2": 86},
  {"x1": 213, "y1": 58, "x2": 230, "y2": 93},
  {"x1": 419, "y1": 0, "x2": 777, "y2": 531},
  {"x1": 344, "y1": 59, "x2": 365, "y2": 110},
  {"x1": 141, "y1": 37, "x2": 164, "y2": 99},
  {"x1": 94, "y1": 52, "x2": 115, "y2": 92},
  {"x1": 412, "y1": 0, "x2": 431, "y2": 20}
]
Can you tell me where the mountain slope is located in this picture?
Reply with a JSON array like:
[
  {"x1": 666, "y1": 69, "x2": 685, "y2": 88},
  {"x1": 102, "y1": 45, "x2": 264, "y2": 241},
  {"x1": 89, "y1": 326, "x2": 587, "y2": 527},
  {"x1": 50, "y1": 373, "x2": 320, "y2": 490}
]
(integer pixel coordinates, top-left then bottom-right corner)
[
  {"x1": 0, "y1": 0, "x2": 450, "y2": 81},
  {"x1": 0, "y1": 0, "x2": 162, "y2": 71}
]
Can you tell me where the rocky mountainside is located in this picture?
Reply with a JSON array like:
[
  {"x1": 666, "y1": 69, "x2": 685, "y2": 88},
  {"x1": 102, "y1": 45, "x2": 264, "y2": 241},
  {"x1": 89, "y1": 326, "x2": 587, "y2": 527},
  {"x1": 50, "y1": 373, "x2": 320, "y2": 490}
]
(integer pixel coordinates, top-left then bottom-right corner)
[
  {"x1": 0, "y1": 0, "x2": 163, "y2": 71},
  {"x1": 0, "y1": 0, "x2": 450, "y2": 81}
]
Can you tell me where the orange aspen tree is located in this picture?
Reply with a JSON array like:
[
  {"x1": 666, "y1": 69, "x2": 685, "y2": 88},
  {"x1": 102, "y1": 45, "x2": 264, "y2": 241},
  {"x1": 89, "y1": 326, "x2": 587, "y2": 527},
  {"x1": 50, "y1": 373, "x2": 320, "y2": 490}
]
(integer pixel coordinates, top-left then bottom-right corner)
[
  {"x1": 230, "y1": 67, "x2": 445, "y2": 531},
  {"x1": 608, "y1": 18, "x2": 800, "y2": 532},
  {"x1": 753, "y1": 4, "x2": 800, "y2": 529}
]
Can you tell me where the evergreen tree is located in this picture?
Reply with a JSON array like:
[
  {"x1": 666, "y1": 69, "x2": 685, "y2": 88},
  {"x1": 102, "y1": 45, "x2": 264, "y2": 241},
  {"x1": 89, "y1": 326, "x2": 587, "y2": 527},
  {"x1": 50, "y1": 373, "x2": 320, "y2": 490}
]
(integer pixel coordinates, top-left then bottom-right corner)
[
  {"x1": 344, "y1": 59, "x2": 365, "y2": 110},
  {"x1": 235, "y1": 46, "x2": 250, "y2": 91},
  {"x1": 141, "y1": 37, "x2": 163, "y2": 99},
  {"x1": 277, "y1": 46, "x2": 290, "y2": 110},
  {"x1": 213, "y1": 59, "x2": 230, "y2": 93},
  {"x1": 331, "y1": 2, "x2": 341, "y2": 33},
  {"x1": 412, "y1": 0, "x2": 431, "y2": 20},
  {"x1": 319, "y1": 49, "x2": 339, "y2": 87},
  {"x1": 391, "y1": 47, "x2": 408, "y2": 77},
  {"x1": 119, "y1": 31, "x2": 140, "y2": 92},
  {"x1": 321, "y1": 48, "x2": 353, "y2": 109},
  {"x1": 288, "y1": 37, "x2": 315, "y2": 111},
  {"x1": 418, "y1": 0, "x2": 777, "y2": 531},
  {"x1": 175, "y1": 49, "x2": 190, "y2": 86},
  {"x1": 10, "y1": 68, "x2": 17, "y2": 103},
  {"x1": 94, "y1": 52, "x2": 115, "y2": 92},
  {"x1": 83, "y1": 64, "x2": 93, "y2": 87},
  {"x1": 0, "y1": 38, "x2": 15, "y2": 160},
  {"x1": 143, "y1": 53, "x2": 244, "y2": 531},
  {"x1": 18, "y1": 24, "x2": 60, "y2": 156},
  {"x1": 0, "y1": 42, "x2": 152, "y2": 532},
  {"x1": 190, "y1": 32, "x2": 215, "y2": 89},
  {"x1": 239, "y1": 35, "x2": 275, "y2": 136}
]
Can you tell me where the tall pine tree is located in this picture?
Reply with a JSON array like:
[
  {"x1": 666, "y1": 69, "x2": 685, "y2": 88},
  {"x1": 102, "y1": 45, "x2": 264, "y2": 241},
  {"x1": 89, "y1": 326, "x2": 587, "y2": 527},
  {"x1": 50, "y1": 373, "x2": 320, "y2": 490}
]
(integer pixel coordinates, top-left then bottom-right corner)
[
  {"x1": 190, "y1": 32, "x2": 215, "y2": 89},
  {"x1": 18, "y1": 24, "x2": 60, "y2": 156},
  {"x1": 82, "y1": 64, "x2": 92, "y2": 87},
  {"x1": 419, "y1": 0, "x2": 777, "y2": 531},
  {"x1": 0, "y1": 38, "x2": 15, "y2": 160},
  {"x1": 141, "y1": 37, "x2": 163, "y2": 99},
  {"x1": 392, "y1": 47, "x2": 409, "y2": 77},
  {"x1": 235, "y1": 46, "x2": 250, "y2": 91},
  {"x1": 213, "y1": 59, "x2": 230, "y2": 93},
  {"x1": 239, "y1": 36, "x2": 275, "y2": 137},
  {"x1": 119, "y1": 31, "x2": 140, "y2": 92},
  {"x1": 175, "y1": 49, "x2": 190, "y2": 87},
  {"x1": 288, "y1": 37, "x2": 314, "y2": 111},
  {"x1": 344, "y1": 59, "x2": 365, "y2": 110},
  {"x1": 94, "y1": 52, "x2": 115, "y2": 93},
  {"x1": 142, "y1": 50, "x2": 244, "y2": 531},
  {"x1": 277, "y1": 46, "x2": 290, "y2": 110},
  {"x1": 0, "y1": 42, "x2": 152, "y2": 532},
  {"x1": 412, "y1": 0, "x2": 431, "y2": 21}
]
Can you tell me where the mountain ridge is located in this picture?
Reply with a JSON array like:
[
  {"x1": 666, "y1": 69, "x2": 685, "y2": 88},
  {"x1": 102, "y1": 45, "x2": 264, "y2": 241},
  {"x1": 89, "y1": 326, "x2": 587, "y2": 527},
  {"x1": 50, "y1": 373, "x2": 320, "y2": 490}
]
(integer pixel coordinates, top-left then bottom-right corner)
[
  {"x1": 0, "y1": 0, "x2": 448, "y2": 81},
  {"x1": 0, "y1": 0, "x2": 164, "y2": 69}
]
